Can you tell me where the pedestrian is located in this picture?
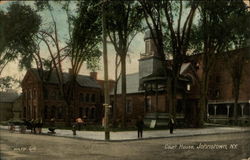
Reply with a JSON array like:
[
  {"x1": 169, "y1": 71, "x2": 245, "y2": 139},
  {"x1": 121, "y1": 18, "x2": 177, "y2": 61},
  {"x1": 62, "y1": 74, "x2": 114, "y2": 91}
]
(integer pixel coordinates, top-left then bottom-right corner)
[
  {"x1": 34, "y1": 119, "x2": 39, "y2": 134},
  {"x1": 72, "y1": 123, "x2": 77, "y2": 136},
  {"x1": 48, "y1": 118, "x2": 56, "y2": 134},
  {"x1": 37, "y1": 118, "x2": 43, "y2": 134},
  {"x1": 30, "y1": 119, "x2": 36, "y2": 134},
  {"x1": 136, "y1": 116, "x2": 144, "y2": 138},
  {"x1": 76, "y1": 117, "x2": 83, "y2": 131},
  {"x1": 169, "y1": 116, "x2": 174, "y2": 134}
]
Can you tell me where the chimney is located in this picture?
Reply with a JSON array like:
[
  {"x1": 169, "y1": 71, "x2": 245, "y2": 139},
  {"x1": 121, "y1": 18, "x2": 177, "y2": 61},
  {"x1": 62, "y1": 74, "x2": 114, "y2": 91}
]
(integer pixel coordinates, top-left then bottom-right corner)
[{"x1": 90, "y1": 72, "x2": 97, "y2": 80}]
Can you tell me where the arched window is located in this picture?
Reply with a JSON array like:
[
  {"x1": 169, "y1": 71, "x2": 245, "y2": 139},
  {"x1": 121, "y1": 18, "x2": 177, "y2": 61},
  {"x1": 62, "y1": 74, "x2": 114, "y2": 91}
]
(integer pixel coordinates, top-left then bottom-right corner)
[{"x1": 33, "y1": 89, "x2": 36, "y2": 99}]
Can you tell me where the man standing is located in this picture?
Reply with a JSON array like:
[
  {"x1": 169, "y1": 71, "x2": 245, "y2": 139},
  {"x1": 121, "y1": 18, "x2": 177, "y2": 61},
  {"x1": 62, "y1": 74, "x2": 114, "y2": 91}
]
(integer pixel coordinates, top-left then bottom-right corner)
[
  {"x1": 136, "y1": 116, "x2": 144, "y2": 138},
  {"x1": 169, "y1": 116, "x2": 174, "y2": 134}
]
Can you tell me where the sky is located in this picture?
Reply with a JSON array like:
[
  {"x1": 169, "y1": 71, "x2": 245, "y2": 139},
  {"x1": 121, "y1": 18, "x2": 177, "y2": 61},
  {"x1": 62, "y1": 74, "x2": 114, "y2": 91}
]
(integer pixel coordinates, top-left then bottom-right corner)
[{"x1": 0, "y1": 1, "x2": 145, "y2": 85}]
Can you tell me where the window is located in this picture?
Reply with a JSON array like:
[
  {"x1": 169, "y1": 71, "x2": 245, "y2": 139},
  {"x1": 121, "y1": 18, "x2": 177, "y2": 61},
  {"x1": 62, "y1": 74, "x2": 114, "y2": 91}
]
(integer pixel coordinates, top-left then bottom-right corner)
[
  {"x1": 90, "y1": 108, "x2": 95, "y2": 119},
  {"x1": 79, "y1": 93, "x2": 83, "y2": 102},
  {"x1": 58, "y1": 91, "x2": 63, "y2": 100},
  {"x1": 50, "y1": 90, "x2": 56, "y2": 99},
  {"x1": 28, "y1": 90, "x2": 31, "y2": 100},
  {"x1": 33, "y1": 105, "x2": 36, "y2": 119},
  {"x1": 57, "y1": 107, "x2": 63, "y2": 119},
  {"x1": 126, "y1": 99, "x2": 133, "y2": 113},
  {"x1": 51, "y1": 106, "x2": 56, "y2": 118},
  {"x1": 33, "y1": 89, "x2": 36, "y2": 99},
  {"x1": 85, "y1": 108, "x2": 89, "y2": 117},
  {"x1": 44, "y1": 105, "x2": 48, "y2": 119},
  {"x1": 23, "y1": 107, "x2": 26, "y2": 118},
  {"x1": 79, "y1": 107, "x2": 83, "y2": 117},
  {"x1": 24, "y1": 91, "x2": 27, "y2": 100},
  {"x1": 215, "y1": 89, "x2": 220, "y2": 98},
  {"x1": 176, "y1": 100, "x2": 183, "y2": 113},
  {"x1": 86, "y1": 94, "x2": 90, "y2": 102},
  {"x1": 145, "y1": 97, "x2": 151, "y2": 112},
  {"x1": 91, "y1": 94, "x2": 96, "y2": 102},
  {"x1": 27, "y1": 105, "x2": 30, "y2": 117},
  {"x1": 44, "y1": 88, "x2": 48, "y2": 99},
  {"x1": 215, "y1": 76, "x2": 220, "y2": 83}
]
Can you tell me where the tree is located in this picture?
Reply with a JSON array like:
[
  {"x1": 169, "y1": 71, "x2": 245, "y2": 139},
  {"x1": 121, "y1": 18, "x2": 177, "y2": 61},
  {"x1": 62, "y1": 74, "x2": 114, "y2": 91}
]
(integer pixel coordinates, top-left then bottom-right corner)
[
  {"x1": 224, "y1": 50, "x2": 247, "y2": 123},
  {"x1": 34, "y1": 0, "x2": 102, "y2": 124},
  {"x1": 0, "y1": 76, "x2": 19, "y2": 91},
  {"x1": 139, "y1": 0, "x2": 199, "y2": 120},
  {"x1": 223, "y1": 10, "x2": 250, "y2": 123},
  {"x1": 105, "y1": 0, "x2": 144, "y2": 127},
  {"x1": 69, "y1": 0, "x2": 102, "y2": 76},
  {"x1": 0, "y1": 3, "x2": 41, "y2": 75},
  {"x1": 191, "y1": 1, "x2": 249, "y2": 127}
]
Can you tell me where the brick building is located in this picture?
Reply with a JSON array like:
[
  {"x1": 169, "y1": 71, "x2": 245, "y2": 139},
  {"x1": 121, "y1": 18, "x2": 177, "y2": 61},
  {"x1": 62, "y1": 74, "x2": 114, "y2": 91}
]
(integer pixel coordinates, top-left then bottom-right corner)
[
  {"x1": 111, "y1": 30, "x2": 250, "y2": 127},
  {"x1": 207, "y1": 48, "x2": 250, "y2": 124},
  {"x1": 21, "y1": 69, "x2": 103, "y2": 125}
]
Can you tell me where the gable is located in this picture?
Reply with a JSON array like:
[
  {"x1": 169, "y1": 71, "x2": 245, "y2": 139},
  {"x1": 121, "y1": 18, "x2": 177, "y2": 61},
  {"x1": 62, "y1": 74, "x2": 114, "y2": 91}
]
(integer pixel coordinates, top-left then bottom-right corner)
[{"x1": 21, "y1": 70, "x2": 40, "y2": 87}]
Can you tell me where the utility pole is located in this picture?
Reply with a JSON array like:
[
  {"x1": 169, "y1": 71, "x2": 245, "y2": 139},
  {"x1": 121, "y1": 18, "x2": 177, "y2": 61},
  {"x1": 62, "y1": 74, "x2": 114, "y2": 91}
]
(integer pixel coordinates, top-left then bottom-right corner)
[{"x1": 102, "y1": 0, "x2": 110, "y2": 141}]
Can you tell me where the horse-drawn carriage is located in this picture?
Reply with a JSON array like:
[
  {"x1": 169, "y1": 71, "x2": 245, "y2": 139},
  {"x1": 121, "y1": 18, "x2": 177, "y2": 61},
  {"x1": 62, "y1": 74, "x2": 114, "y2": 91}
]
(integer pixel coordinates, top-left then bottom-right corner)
[{"x1": 8, "y1": 119, "x2": 43, "y2": 134}]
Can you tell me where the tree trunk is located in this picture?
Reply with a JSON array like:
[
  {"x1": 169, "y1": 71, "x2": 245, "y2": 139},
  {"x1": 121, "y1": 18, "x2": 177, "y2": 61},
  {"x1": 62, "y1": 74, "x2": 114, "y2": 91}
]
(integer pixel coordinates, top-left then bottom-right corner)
[
  {"x1": 233, "y1": 83, "x2": 240, "y2": 125},
  {"x1": 197, "y1": 68, "x2": 209, "y2": 127},
  {"x1": 113, "y1": 55, "x2": 120, "y2": 127},
  {"x1": 171, "y1": 73, "x2": 178, "y2": 120},
  {"x1": 120, "y1": 54, "x2": 127, "y2": 127}
]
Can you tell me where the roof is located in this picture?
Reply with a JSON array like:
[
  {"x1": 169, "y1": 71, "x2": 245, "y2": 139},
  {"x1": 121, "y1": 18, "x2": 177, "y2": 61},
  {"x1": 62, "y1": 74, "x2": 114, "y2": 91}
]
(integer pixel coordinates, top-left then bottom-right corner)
[
  {"x1": 112, "y1": 63, "x2": 193, "y2": 95},
  {"x1": 111, "y1": 73, "x2": 143, "y2": 95},
  {"x1": 29, "y1": 69, "x2": 101, "y2": 88},
  {"x1": 0, "y1": 91, "x2": 19, "y2": 103}
]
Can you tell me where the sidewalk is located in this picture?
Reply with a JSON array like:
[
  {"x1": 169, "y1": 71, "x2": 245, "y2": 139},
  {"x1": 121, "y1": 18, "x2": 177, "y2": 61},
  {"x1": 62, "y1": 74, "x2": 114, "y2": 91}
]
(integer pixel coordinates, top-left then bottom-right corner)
[{"x1": 1, "y1": 125, "x2": 250, "y2": 141}]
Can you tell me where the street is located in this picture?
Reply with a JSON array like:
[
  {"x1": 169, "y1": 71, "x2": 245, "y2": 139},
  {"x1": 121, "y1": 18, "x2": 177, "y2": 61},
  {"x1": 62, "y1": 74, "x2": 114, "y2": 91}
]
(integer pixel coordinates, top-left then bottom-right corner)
[{"x1": 1, "y1": 129, "x2": 250, "y2": 160}]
